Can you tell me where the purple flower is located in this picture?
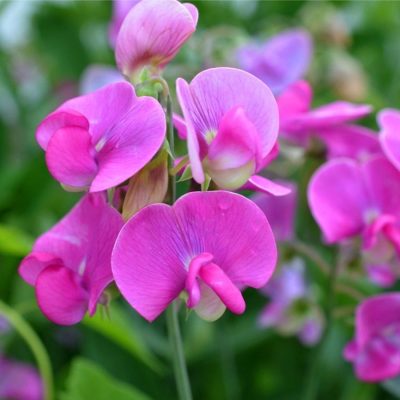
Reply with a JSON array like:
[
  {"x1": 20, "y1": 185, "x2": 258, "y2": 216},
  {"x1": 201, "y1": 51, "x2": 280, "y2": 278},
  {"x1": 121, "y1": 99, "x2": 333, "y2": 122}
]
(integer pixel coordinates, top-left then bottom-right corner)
[
  {"x1": 19, "y1": 194, "x2": 123, "y2": 325},
  {"x1": 0, "y1": 357, "x2": 43, "y2": 400},
  {"x1": 237, "y1": 29, "x2": 313, "y2": 95},
  {"x1": 115, "y1": 0, "x2": 198, "y2": 79},
  {"x1": 112, "y1": 191, "x2": 277, "y2": 322},
  {"x1": 278, "y1": 81, "x2": 380, "y2": 160},
  {"x1": 36, "y1": 82, "x2": 166, "y2": 192},
  {"x1": 344, "y1": 293, "x2": 400, "y2": 382},
  {"x1": 109, "y1": 0, "x2": 142, "y2": 47},
  {"x1": 379, "y1": 108, "x2": 400, "y2": 172},
  {"x1": 308, "y1": 156, "x2": 400, "y2": 286},
  {"x1": 79, "y1": 65, "x2": 124, "y2": 94},
  {"x1": 176, "y1": 67, "x2": 289, "y2": 195},
  {"x1": 251, "y1": 181, "x2": 297, "y2": 241},
  {"x1": 259, "y1": 258, "x2": 324, "y2": 346}
]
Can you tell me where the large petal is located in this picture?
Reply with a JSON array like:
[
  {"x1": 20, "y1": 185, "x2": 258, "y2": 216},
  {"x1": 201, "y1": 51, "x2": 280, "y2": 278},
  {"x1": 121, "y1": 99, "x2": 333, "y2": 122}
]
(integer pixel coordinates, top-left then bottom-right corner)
[
  {"x1": 92, "y1": 96, "x2": 166, "y2": 192},
  {"x1": 112, "y1": 204, "x2": 187, "y2": 322},
  {"x1": 238, "y1": 29, "x2": 312, "y2": 95},
  {"x1": 379, "y1": 108, "x2": 400, "y2": 171},
  {"x1": 308, "y1": 159, "x2": 369, "y2": 243},
  {"x1": 36, "y1": 265, "x2": 88, "y2": 325},
  {"x1": 176, "y1": 67, "x2": 279, "y2": 158},
  {"x1": 251, "y1": 181, "x2": 297, "y2": 241},
  {"x1": 317, "y1": 124, "x2": 382, "y2": 160},
  {"x1": 19, "y1": 252, "x2": 62, "y2": 286},
  {"x1": 46, "y1": 127, "x2": 98, "y2": 189},
  {"x1": 115, "y1": 0, "x2": 198, "y2": 76}
]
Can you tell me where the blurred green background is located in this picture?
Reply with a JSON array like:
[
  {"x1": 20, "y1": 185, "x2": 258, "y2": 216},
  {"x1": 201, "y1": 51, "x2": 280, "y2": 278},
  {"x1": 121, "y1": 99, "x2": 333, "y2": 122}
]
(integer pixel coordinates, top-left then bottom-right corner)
[{"x1": 1, "y1": 1, "x2": 400, "y2": 399}]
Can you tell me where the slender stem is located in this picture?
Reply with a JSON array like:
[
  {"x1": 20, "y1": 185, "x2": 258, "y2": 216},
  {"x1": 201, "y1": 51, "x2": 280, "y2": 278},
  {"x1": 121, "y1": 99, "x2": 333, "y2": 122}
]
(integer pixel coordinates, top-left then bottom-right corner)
[
  {"x1": 167, "y1": 94, "x2": 177, "y2": 203},
  {"x1": 0, "y1": 300, "x2": 54, "y2": 400},
  {"x1": 166, "y1": 302, "x2": 193, "y2": 400}
]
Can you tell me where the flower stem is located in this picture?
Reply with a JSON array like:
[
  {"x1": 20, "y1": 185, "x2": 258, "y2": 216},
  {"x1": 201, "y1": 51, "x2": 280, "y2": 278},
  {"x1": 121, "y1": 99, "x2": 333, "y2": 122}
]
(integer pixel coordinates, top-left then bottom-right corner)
[
  {"x1": 166, "y1": 302, "x2": 193, "y2": 400},
  {"x1": 167, "y1": 94, "x2": 176, "y2": 203},
  {"x1": 0, "y1": 300, "x2": 54, "y2": 400}
]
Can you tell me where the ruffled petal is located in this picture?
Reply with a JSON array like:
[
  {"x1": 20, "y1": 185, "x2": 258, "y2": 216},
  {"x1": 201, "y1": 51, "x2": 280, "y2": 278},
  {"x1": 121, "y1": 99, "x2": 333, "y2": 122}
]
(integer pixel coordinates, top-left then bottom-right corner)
[
  {"x1": 36, "y1": 265, "x2": 89, "y2": 325},
  {"x1": 19, "y1": 252, "x2": 62, "y2": 286}
]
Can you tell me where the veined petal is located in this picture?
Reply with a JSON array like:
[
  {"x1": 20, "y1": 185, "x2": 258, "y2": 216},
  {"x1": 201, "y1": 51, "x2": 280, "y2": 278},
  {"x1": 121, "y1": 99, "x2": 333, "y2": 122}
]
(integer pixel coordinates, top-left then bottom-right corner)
[
  {"x1": 46, "y1": 127, "x2": 98, "y2": 190},
  {"x1": 36, "y1": 265, "x2": 88, "y2": 326}
]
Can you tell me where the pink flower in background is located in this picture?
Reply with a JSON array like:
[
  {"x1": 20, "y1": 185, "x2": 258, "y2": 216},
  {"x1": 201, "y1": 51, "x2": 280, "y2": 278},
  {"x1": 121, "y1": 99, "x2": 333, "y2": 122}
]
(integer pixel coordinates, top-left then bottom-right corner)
[
  {"x1": 176, "y1": 67, "x2": 289, "y2": 195},
  {"x1": 19, "y1": 194, "x2": 123, "y2": 325},
  {"x1": 36, "y1": 82, "x2": 165, "y2": 192},
  {"x1": 0, "y1": 357, "x2": 43, "y2": 400},
  {"x1": 278, "y1": 80, "x2": 380, "y2": 160},
  {"x1": 251, "y1": 181, "x2": 297, "y2": 241},
  {"x1": 344, "y1": 293, "x2": 400, "y2": 382},
  {"x1": 238, "y1": 29, "x2": 313, "y2": 95},
  {"x1": 79, "y1": 65, "x2": 123, "y2": 94},
  {"x1": 109, "y1": 0, "x2": 142, "y2": 47},
  {"x1": 308, "y1": 156, "x2": 400, "y2": 287},
  {"x1": 379, "y1": 108, "x2": 400, "y2": 171},
  {"x1": 259, "y1": 258, "x2": 324, "y2": 346},
  {"x1": 115, "y1": 0, "x2": 198, "y2": 79},
  {"x1": 112, "y1": 191, "x2": 277, "y2": 322}
]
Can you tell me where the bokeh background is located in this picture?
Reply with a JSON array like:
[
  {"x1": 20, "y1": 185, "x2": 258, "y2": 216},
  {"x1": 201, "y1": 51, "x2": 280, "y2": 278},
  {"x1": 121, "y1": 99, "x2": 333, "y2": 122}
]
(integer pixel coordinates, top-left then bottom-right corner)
[{"x1": 1, "y1": 1, "x2": 400, "y2": 399}]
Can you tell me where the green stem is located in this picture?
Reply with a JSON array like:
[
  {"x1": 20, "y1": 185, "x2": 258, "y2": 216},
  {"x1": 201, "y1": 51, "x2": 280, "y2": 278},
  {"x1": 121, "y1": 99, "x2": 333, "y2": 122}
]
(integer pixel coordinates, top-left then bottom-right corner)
[
  {"x1": 166, "y1": 302, "x2": 193, "y2": 400},
  {"x1": 167, "y1": 94, "x2": 176, "y2": 203},
  {"x1": 0, "y1": 300, "x2": 54, "y2": 400}
]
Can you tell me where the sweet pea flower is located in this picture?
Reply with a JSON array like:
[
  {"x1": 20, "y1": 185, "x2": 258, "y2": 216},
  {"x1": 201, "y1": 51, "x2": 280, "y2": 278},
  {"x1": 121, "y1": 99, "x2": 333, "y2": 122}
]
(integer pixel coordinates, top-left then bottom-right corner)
[
  {"x1": 237, "y1": 29, "x2": 313, "y2": 95},
  {"x1": 176, "y1": 67, "x2": 289, "y2": 195},
  {"x1": 259, "y1": 258, "x2": 324, "y2": 346},
  {"x1": 279, "y1": 80, "x2": 380, "y2": 160},
  {"x1": 0, "y1": 357, "x2": 43, "y2": 400},
  {"x1": 344, "y1": 293, "x2": 400, "y2": 382},
  {"x1": 109, "y1": 0, "x2": 141, "y2": 47},
  {"x1": 19, "y1": 194, "x2": 123, "y2": 325},
  {"x1": 115, "y1": 0, "x2": 198, "y2": 79},
  {"x1": 308, "y1": 156, "x2": 400, "y2": 287},
  {"x1": 112, "y1": 191, "x2": 277, "y2": 322},
  {"x1": 36, "y1": 82, "x2": 166, "y2": 192},
  {"x1": 379, "y1": 108, "x2": 400, "y2": 172},
  {"x1": 251, "y1": 181, "x2": 297, "y2": 241}
]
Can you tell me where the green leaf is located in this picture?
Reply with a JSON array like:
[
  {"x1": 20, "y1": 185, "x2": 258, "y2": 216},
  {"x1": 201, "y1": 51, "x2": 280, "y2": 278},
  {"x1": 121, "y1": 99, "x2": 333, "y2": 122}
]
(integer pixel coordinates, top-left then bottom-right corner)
[
  {"x1": 0, "y1": 224, "x2": 33, "y2": 256},
  {"x1": 82, "y1": 303, "x2": 163, "y2": 373},
  {"x1": 60, "y1": 358, "x2": 152, "y2": 400}
]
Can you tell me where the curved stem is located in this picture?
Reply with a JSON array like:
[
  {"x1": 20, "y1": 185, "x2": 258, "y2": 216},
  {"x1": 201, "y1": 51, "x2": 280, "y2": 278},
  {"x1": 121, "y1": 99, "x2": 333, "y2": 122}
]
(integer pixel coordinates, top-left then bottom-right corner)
[
  {"x1": 0, "y1": 300, "x2": 54, "y2": 400},
  {"x1": 166, "y1": 302, "x2": 193, "y2": 400}
]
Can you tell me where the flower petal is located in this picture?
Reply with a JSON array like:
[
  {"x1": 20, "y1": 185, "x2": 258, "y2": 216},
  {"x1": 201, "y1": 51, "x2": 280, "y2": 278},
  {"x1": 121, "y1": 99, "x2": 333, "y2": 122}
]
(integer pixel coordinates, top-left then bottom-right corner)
[
  {"x1": 46, "y1": 127, "x2": 98, "y2": 189},
  {"x1": 19, "y1": 252, "x2": 62, "y2": 286},
  {"x1": 308, "y1": 159, "x2": 369, "y2": 243},
  {"x1": 379, "y1": 108, "x2": 400, "y2": 171},
  {"x1": 36, "y1": 265, "x2": 89, "y2": 325},
  {"x1": 243, "y1": 175, "x2": 292, "y2": 196}
]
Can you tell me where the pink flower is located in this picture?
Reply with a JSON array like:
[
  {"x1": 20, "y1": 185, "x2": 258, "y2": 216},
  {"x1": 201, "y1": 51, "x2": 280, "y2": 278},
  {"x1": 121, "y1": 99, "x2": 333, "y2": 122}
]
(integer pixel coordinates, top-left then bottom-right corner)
[
  {"x1": 251, "y1": 181, "x2": 297, "y2": 241},
  {"x1": 344, "y1": 293, "x2": 400, "y2": 382},
  {"x1": 0, "y1": 357, "x2": 43, "y2": 400},
  {"x1": 238, "y1": 29, "x2": 313, "y2": 95},
  {"x1": 112, "y1": 191, "x2": 277, "y2": 322},
  {"x1": 308, "y1": 156, "x2": 400, "y2": 286},
  {"x1": 259, "y1": 258, "x2": 324, "y2": 346},
  {"x1": 115, "y1": 0, "x2": 198, "y2": 79},
  {"x1": 379, "y1": 108, "x2": 400, "y2": 172},
  {"x1": 109, "y1": 0, "x2": 142, "y2": 47},
  {"x1": 19, "y1": 194, "x2": 123, "y2": 325},
  {"x1": 36, "y1": 82, "x2": 166, "y2": 192},
  {"x1": 176, "y1": 67, "x2": 289, "y2": 195},
  {"x1": 279, "y1": 81, "x2": 379, "y2": 160}
]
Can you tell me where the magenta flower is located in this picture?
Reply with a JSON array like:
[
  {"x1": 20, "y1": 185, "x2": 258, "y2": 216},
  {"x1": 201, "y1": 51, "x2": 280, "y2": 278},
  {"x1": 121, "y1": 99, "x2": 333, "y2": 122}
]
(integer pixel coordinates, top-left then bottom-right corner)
[
  {"x1": 109, "y1": 0, "x2": 141, "y2": 47},
  {"x1": 36, "y1": 82, "x2": 165, "y2": 192},
  {"x1": 279, "y1": 80, "x2": 379, "y2": 160},
  {"x1": 238, "y1": 29, "x2": 313, "y2": 95},
  {"x1": 308, "y1": 156, "x2": 400, "y2": 286},
  {"x1": 259, "y1": 258, "x2": 324, "y2": 346},
  {"x1": 176, "y1": 67, "x2": 288, "y2": 195},
  {"x1": 19, "y1": 194, "x2": 123, "y2": 325},
  {"x1": 115, "y1": 0, "x2": 198, "y2": 79},
  {"x1": 0, "y1": 357, "x2": 43, "y2": 400},
  {"x1": 112, "y1": 191, "x2": 277, "y2": 322},
  {"x1": 251, "y1": 181, "x2": 297, "y2": 241},
  {"x1": 379, "y1": 108, "x2": 400, "y2": 171},
  {"x1": 344, "y1": 293, "x2": 400, "y2": 382}
]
